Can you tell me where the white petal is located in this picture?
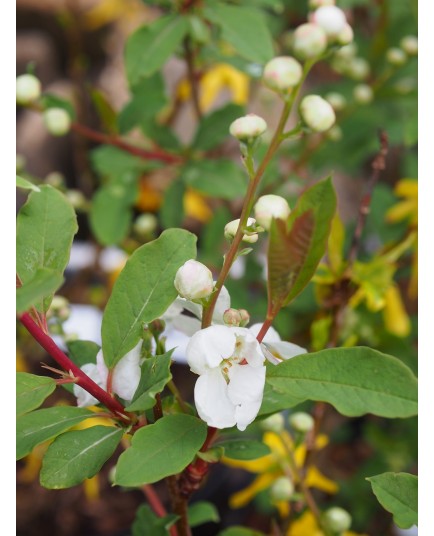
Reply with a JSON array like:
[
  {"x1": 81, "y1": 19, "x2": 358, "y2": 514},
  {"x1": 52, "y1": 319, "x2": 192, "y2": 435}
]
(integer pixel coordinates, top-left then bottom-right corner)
[
  {"x1": 186, "y1": 325, "x2": 235, "y2": 375},
  {"x1": 177, "y1": 298, "x2": 202, "y2": 320},
  {"x1": 227, "y1": 364, "x2": 266, "y2": 431},
  {"x1": 96, "y1": 350, "x2": 109, "y2": 388},
  {"x1": 112, "y1": 341, "x2": 142, "y2": 401},
  {"x1": 73, "y1": 363, "x2": 104, "y2": 407},
  {"x1": 162, "y1": 299, "x2": 184, "y2": 321},
  {"x1": 163, "y1": 327, "x2": 189, "y2": 363},
  {"x1": 233, "y1": 327, "x2": 265, "y2": 368},
  {"x1": 212, "y1": 285, "x2": 231, "y2": 324},
  {"x1": 171, "y1": 314, "x2": 201, "y2": 337},
  {"x1": 194, "y1": 369, "x2": 236, "y2": 429},
  {"x1": 264, "y1": 341, "x2": 307, "y2": 362},
  {"x1": 235, "y1": 398, "x2": 263, "y2": 432},
  {"x1": 248, "y1": 323, "x2": 281, "y2": 343}
]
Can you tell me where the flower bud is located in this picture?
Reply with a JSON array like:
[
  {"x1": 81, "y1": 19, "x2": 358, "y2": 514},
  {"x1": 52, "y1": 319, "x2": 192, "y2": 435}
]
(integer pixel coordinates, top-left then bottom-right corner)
[
  {"x1": 263, "y1": 56, "x2": 303, "y2": 92},
  {"x1": 254, "y1": 195, "x2": 291, "y2": 231},
  {"x1": 394, "y1": 77, "x2": 417, "y2": 95},
  {"x1": 229, "y1": 114, "x2": 267, "y2": 143},
  {"x1": 386, "y1": 47, "x2": 407, "y2": 66},
  {"x1": 309, "y1": 0, "x2": 335, "y2": 7},
  {"x1": 65, "y1": 189, "x2": 87, "y2": 210},
  {"x1": 134, "y1": 213, "x2": 158, "y2": 237},
  {"x1": 326, "y1": 125, "x2": 342, "y2": 142},
  {"x1": 289, "y1": 412, "x2": 314, "y2": 433},
  {"x1": 325, "y1": 92, "x2": 346, "y2": 112},
  {"x1": 400, "y1": 35, "x2": 418, "y2": 56},
  {"x1": 174, "y1": 260, "x2": 214, "y2": 300},
  {"x1": 311, "y1": 6, "x2": 347, "y2": 38},
  {"x1": 148, "y1": 319, "x2": 166, "y2": 337},
  {"x1": 223, "y1": 308, "x2": 242, "y2": 327},
  {"x1": 293, "y1": 23, "x2": 327, "y2": 60},
  {"x1": 300, "y1": 95, "x2": 336, "y2": 132},
  {"x1": 270, "y1": 477, "x2": 294, "y2": 501},
  {"x1": 48, "y1": 295, "x2": 71, "y2": 321},
  {"x1": 16, "y1": 74, "x2": 41, "y2": 105},
  {"x1": 224, "y1": 218, "x2": 259, "y2": 243},
  {"x1": 346, "y1": 57, "x2": 370, "y2": 80},
  {"x1": 259, "y1": 413, "x2": 285, "y2": 434},
  {"x1": 45, "y1": 171, "x2": 65, "y2": 189},
  {"x1": 336, "y1": 23, "x2": 354, "y2": 46},
  {"x1": 323, "y1": 507, "x2": 352, "y2": 533},
  {"x1": 43, "y1": 108, "x2": 71, "y2": 137},
  {"x1": 353, "y1": 84, "x2": 374, "y2": 104},
  {"x1": 238, "y1": 309, "x2": 250, "y2": 327},
  {"x1": 334, "y1": 42, "x2": 357, "y2": 60}
]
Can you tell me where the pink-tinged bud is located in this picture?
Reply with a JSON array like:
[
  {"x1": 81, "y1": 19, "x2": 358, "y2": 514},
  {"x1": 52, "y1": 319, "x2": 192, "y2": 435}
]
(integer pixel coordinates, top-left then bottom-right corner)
[
  {"x1": 300, "y1": 95, "x2": 336, "y2": 132},
  {"x1": 229, "y1": 114, "x2": 267, "y2": 143},
  {"x1": 16, "y1": 74, "x2": 41, "y2": 105},
  {"x1": 270, "y1": 477, "x2": 294, "y2": 501},
  {"x1": 353, "y1": 84, "x2": 374, "y2": 104},
  {"x1": 238, "y1": 309, "x2": 250, "y2": 327},
  {"x1": 293, "y1": 23, "x2": 327, "y2": 60},
  {"x1": 224, "y1": 217, "x2": 259, "y2": 243},
  {"x1": 386, "y1": 47, "x2": 407, "y2": 66},
  {"x1": 174, "y1": 260, "x2": 214, "y2": 300},
  {"x1": 263, "y1": 56, "x2": 303, "y2": 92},
  {"x1": 311, "y1": 6, "x2": 347, "y2": 38},
  {"x1": 223, "y1": 308, "x2": 242, "y2": 327},
  {"x1": 254, "y1": 194, "x2": 291, "y2": 231},
  {"x1": 336, "y1": 23, "x2": 354, "y2": 45},
  {"x1": 400, "y1": 35, "x2": 418, "y2": 56},
  {"x1": 43, "y1": 108, "x2": 71, "y2": 137}
]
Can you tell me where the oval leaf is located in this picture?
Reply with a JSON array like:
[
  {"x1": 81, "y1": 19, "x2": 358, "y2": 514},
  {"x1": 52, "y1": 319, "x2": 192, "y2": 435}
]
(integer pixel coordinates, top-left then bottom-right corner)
[
  {"x1": 188, "y1": 501, "x2": 220, "y2": 527},
  {"x1": 16, "y1": 372, "x2": 56, "y2": 416},
  {"x1": 16, "y1": 268, "x2": 64, "y2": 314},
  {"x1": 219, "y1": 439, "x2": 271, "y2": 460}
]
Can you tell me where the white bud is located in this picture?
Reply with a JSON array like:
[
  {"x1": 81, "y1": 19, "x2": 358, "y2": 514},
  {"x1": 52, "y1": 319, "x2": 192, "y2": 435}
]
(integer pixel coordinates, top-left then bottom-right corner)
[
  {"x1": 270, "y1": 477, "x2": 294, "y2": 501},
  {"x1": 309, "y1": 0, "x2": 335, "y2": 7},
  {"x1": 259, "y1": 413, "x2": 285, "y2": 433},
  {"x1": 134, "y1": 213, "x2": 158, "y2": 236},
  {"x1": 224, "y1": 217, "x2": 258, "y2": 243},
  {"x1": 223, "y1": 308, "x2": 242, "y2": 327},
  {"x1": 334, "y1": 42, "x2": 357, "y2": 60},
  {"x1": 336, "y1": 23, "x2": 354, "y2": 46},
  {"x1": 254, "y1": 195, "x2": 290, "y2": 231},
  {"x1": 174, "y1": 260, "x2": 214, "y2": 300},
  {"x1": 238, "y1": 309, "x2": 250, "y2": 327},
  {"x1": 326, "y1": 125, "x2": 342, "y2": 141},
  {"x1": 65, "y1": 189, "x2": 87, "y2": 210},
  {"x1": 323, "y1": 507, "x2": 352, "y2": 533},
  {"x1": 300, "y1": 95, "x2": 336, "y2": 132},
  {"x1": 289, "y1": 412, "x2": 314, "y2": 433},
  {"x1": 43, "y1": 108, "x2": 71, "y2": 137},
  {"x1": 263, "y1": 56, "x2": 303, "y2": 92},
  {"x1": 400, "y1": 35, "x2": 418, "y2": 56},
  {"x1": 353, "y1": 84, "x2": 374, "y2": 104},
  {"x1": 394, "y1": 77, "x2": 417, "y2": 95},
  {"x1": 346, "y1": 57, "x2": 370, "y2": 80},
  {"x1": 229, "y1": 114, "x2": 267, "y2": 143},
  {"x1": 16, "y1": 74, "x2": 41, "y2": 105},
  {"x1": 293, "y1": 23, "x2": 327, "y2": 60},
  {"x1": 312, "y1": 6, "x2": 347, "y2": 38},
  {"x1": 386, "y1": 47, "x2": 407, "y2": 66},
  {"x1": 325, "y1": 92, "x2": 347, "y2": 112},
  {"x1": 45, "y1": 171, "x2": 65, "y2": 188}
]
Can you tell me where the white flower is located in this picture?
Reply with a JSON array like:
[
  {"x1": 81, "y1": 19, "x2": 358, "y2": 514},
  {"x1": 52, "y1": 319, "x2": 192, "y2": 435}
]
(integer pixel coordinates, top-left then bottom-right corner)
[
  {"x1": 186, "y1": 325, "x2": 266, "y2": 431},
  {"x1": 229, "y1": 114, "x2": 267, "y2": 142},
  {"x1": 249, "y1": 322, "x2": 307, "y2": 365},
  {"x1": 263, "y1": 56, "x2": 303, "y2": 92},
  {"x1": 293, "y1": 23, "x2": 327, "y2": 60},
  {"x1": 43, "y1": 108, "x2": 71, "y2": 137},
  {"x1": 174, "y1": 260, "x2": 214, "y2": 301},
  {"x1": 16, "y1": 74, "x2": 41, "y2": 105},
  {"x1": 311, "y1": 6, "x2": 347, "y2": 38},
  {"x1": 270, "y1": 477, "x2": 294, "y2": 501},
  {"x1": 300, "y1": 95, "x2": 336, "y2": 132},
  {"x1": 224, "y1": 218, "x2": 258, "y2": 243},
  {"x1": 254, "y1": 195, "x2": 291, "y2": 231}
]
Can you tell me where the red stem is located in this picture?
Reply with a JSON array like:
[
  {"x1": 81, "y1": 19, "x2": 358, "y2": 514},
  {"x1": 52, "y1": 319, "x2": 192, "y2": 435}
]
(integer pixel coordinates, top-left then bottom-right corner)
[{"x1": 19, "y1": 312, "x2": 131, "y2": 423}]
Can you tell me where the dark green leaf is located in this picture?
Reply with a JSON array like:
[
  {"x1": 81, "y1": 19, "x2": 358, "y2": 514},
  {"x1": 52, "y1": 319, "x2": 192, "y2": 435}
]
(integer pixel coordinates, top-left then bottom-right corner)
[
  {"x1": 16, "y1": 373, "x2": 56, "y2": 416},
  {"x1": 183, "y1": 159, "x2": 247, "y2": 200},
  {"x1": 132, "y1": 505, "x2": 179, "y2": 536},
  {"x1": 159, "y1": 180, "x2": 186, "y2": 228},
  {"x1": 67, "y1": 340, "x2": 100, "y2": 367},
  {"x1": 259, "y1": 381, "x2": 303, "y2": 416},
  {"x1": 192, "y1": 104, "x2": 245, "y2": 151},
  {"x1": 16, "y1": 268, "x2": 64, "y2": 314},
  {"x1": 188, "y1": 501, "x2": 220, "y2": 527},
  {"x1": 91, "y1": 88, "x2": 119, "y2": 134},
  {"x1": 219, "y1": 439, "x2": 271, "y2": 460}
]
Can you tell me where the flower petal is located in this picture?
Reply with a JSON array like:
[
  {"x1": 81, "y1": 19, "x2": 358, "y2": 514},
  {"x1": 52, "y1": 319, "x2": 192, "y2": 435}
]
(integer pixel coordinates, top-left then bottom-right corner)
[
  {"x1": 73, "y1": 363, "x2": 104, "y2": 407},
  {"x1": 212, "y1": 285, "x2": 231, "y2": 324},
  {"x1": 249, "y1": 322, "x2": 281, "y2": 342},
  {"x1": 233, "y1": 327, "x2": 265, "y2": 368},
  {"x1": 264, "y1": 341, "x2": 307, "y2": 363},
  {"x1": 111, "y1": 341, "x2": 142, "y2": 401},
  {"x1": 186, "y1": 325, "x2": 235, "y2": 374},
  {"x1": 171, "y1": 314, "x2": 201, "y2": 337},
  {"x1": 227, "y1": 364, "x2": 266, "y2": 431},
  {"x1": 194, "y1": 369, "x2": 236, "y2": 429}
]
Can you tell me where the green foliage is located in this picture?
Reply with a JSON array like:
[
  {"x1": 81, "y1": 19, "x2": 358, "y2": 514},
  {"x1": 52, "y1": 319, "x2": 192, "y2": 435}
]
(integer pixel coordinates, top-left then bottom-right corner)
[
  {"x1": 16, "y1": 175, "x2": 40, "y2": 192},
  {"x1": 367, "y1": 472, "x2": 418, "y2": 528},
  {"x1": 219, "y1": 528, "x2": 264, "y2": 536},
  {"x1": 160, "y1": 179, "x2": 186, "y2": 229},
  {"x1": 90, "y1": 88, "x2": 119, "y2": 134},
  {"x1": 219, "y1": 439, "x2": 271, "y2": 460},
  {"x1": 16, "y1": 268, "x2": 64, "y2": 313},
  {"x1": 16, "y1": 373, "x2": 56, "y2": 416},
  {"x1": 192, "y1": 104, "x2": 245, "y2": 151},
  {"x1": 90, "y1": 145, "x2": 151, "y2": 180},
  {"x1": 67, "y1": 340, "x2": 100, "y2": 367},
  {"x1": 40, "y1": 93, "x2": 75, "y2": 118},
  {"x1": 132, "y1": 505, "x2": 179, "y2": 536},
  {"x1": 114, "y1": 415, "x2": 207, "y2": 486},
  {"x1": 101, "y1": 229, "x2": 197, "y2": 368},
  {"x1": 188, "y1": 501, "x2": 220, "y2": 527}
]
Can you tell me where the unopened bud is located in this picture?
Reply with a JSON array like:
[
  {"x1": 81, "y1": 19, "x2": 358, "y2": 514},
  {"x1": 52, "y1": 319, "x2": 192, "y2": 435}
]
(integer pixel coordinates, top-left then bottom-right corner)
[
  {"x1": 223, "y1": 308, "x2": 242, "y2": 327},
  {"x1": 45, "y1": 171, "x2": 65, "y2": 189},
  {"x1": 311, "y1": 6, "x2": 347, "y2": 38},
  {"x1": 334, "y1": 42, "x2": 357, "y2": 60},
  {"x1": 293, "y1": 23, "x2": 327, "y2": 60},
  {"x1": 300, "y1": 95, "x2": 336, "y2": 132},
  {"x1": 263, "y1": 56, "x2": 303, "y2": 92},
  {"x1": 323, "y1": 507, "x2": 352, "y2": 533},
  {"x1": 326, "y1": 125, "x2": 342, "y2": 141},
  {"x1": 347, "y1": 57, "x2": 370, "y2": 80},
  {"x1": 270, "y1": 477, "x2": 294, "y2": 501},
  {"x1": 43, "y1": 108, "x2": 71, "y2": 137},
  {"x1": 16, "y1": 74, "x2": 41, "y2": 105},
  {"x1": 224, "y1": 218, "x2": 258, "y2": 243},
  {"x1": 394, "y1": 77, "x2": 417, "y2": 95},
  {"x1": 48, "y1": 295, "x2": 71, "y2": 321},
  {"x1": 325, "y1": 92, "x2": 347, "y2": 112},
  {"x1": 400, "y1": 35, "x2": 418, "y2": 56},
  {"x1": 149, "y1": 319, "x2": 166, "y2": 337},
  {"x1": 259, "y1": 413, "x2": 285, "y2": 433},
  {"x1": 309, "y1": 0, "x2": 335, "y2": 7},
  {"x1": 254, "y1": 195, "x2": 291, "y2": 231},
  {"x1": 353, "y1": 84, "x2": 374, "y2": 104},
  {"x1": 238, "y1": 309, "x2": 251, "y2": 327},
  {"x1": 65, "y1": 189, "x2": 87, "y2": 210},
  {"x1": 134, "y1": 213, "x2": 158, "y2": 237},
  {"x1": 229, "y1": 114, "x2": 267, "y2": 143},
  {"x1": 289, "y1": 412, "x2": 314, "y2": 433},
  {"x1": 336, "y1": 23, "x2": 354, "y2": 46},
  {"x1": 174, "y1": 260, "x2": 214, "y2": 301},
  {"x1": 386, "y1": 47, "x2": 407, "y2": 66}
]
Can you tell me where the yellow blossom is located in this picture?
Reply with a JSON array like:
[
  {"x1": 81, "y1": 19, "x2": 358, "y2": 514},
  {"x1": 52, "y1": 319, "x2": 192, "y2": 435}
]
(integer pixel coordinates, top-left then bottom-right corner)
[
  {"x1": 184, "y1": 189, "x2": 213, "y2": 223},
  {"x1": 287, "y1": 511, "x2": 368, "y2": 536}
]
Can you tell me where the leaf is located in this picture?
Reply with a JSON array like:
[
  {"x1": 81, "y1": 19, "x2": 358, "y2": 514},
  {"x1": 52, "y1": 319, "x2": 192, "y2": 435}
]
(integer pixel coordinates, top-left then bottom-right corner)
[
  {"x1": 132, "y1": 505, "x2": 179, "y2": 536},
  {"x1": 182, "y1": 159, "x2": 247, "y2": 200},
  {"x1": 192, "y1": 104, "x2": 245, "y2": 151},
  {"x1": 267, "y1": 177, "x2": 336, "y2": 311},
  {"x1": 125, "y1": 351, "x2": 173, "y2": 411},
  {"x1": 126, "y1": 15, "x2": 189, "y2": 87},
  {"x1": 367, "y1": 472, "x2": 418, "y2": 528},
  {"x1": 16, "y1": 268, "x2": 64, "y2": 314},
  {"x1": 16, "y1": 175, "x2": 40, "y2": 192},
  {"x1": 67, "y1": 340, "x2": 100, "y2": 367},
  {"x1": 266, "y1": 347, "x2": 418, "y2": 418},
  {"x1": 204, "y1": 4, "x2": 274, "y2": 64},
  {"x1": 114, "y1": 414, "x2": 207, "y2": 486},
  {"x1": 17, "y1": 407, "x2": 95, "y2": 460},
  {"x1": 219, "y1": 439, "x2": 271, "y2": 460},
  {"x1": 40, "y1": 93, "x2": 75, "y2": 118},
  {"x1": 219, "y1": 527, "x2": 264, "y2": 536},
  {"x1": 160, "y1": 179, "x2": 186, "y2": 228},
  {"x1": 188, "y1": 501, "x2": 220, "y2": 527},
  {"x1": 40, "y1": 425, "x2": 123, "y2": 489},
  {"x1": 16, "y1": 373, "x2": 56, "y2": 416},
  {"x1": 258, "y1": 381, "x2": 304, "y2": 416},
  {"x1": 90, "y1": 145, "x2": 151, "y2": 180},
  {"x1": 91, "y1": 88, "x2": 119, "y2": 134},
  {"x1": 16, "y1": 186, "x2": 78, "y2": 312}
]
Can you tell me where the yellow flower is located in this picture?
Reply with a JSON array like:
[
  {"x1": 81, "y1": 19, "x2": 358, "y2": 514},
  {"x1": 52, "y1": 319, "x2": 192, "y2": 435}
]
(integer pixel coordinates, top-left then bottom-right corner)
[
  {"x1": 83, "y1": 0, "x2": 146, "y2": 30},
  {"x1": 135, "y1": 181, "x2": 163, "y2": 213},
  {"x1": 382, "y1": 285, "x2": 411, "y2": 337},
  {"x1": 287, "y1": 511, "x2": 367, "y2": 536},
  {"x1": 183, "y1": 189, "x2": 213, "y2": 223}
]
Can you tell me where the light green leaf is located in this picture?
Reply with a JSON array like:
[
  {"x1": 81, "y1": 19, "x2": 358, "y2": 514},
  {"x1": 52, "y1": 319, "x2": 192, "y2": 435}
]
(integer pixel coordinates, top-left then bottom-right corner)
[
  {"x1": 67, "y1": 340, "x2": 100, "y2": 367},
  {"x1": 90, "y1": 145, "x2": 151, "y2": 180},
  {"x1": 266, "y1": 347, "x2": 418, "y2": 418},
  {"x1": 90, "y1": 88, "x2": 118, "y2": 134},
  {"x1": 126, "y1": 15, "x2": 189, "y2": 87},
  {"x1": 16, "y1": 373, "x2": 56, "y2": 416},
  {"x1": 40, "y1": 93, "x2": 75, "y2": 118},
  {"x1": 160, "y1": 180, "x2": 186, "y2": 229},
  {"x1": 220, "y1": 439, "x2": 271, "y2": 460},
  {"x1": 102, "y1": 229, "x2": 197, "y2": 368},
  {"x1": 16, "y1": 185, "x2": 78, "y2": 312},
  {"x1": 125, "y1": 351, "x2": 173, "y2": 411},
  {"x1": 16, "y1": 268, "x2": 64, "y2": 314},
  {"x1": 188, "y1": 501, "x2": 220, "y2": 527},
  {"x1": 17, "y1": 407, "x2": 95, "y2": 460},
  {"x1": 16, "y1": 175, "x2": 40, "y2": 192},
  {"x1": 367, "y1": 472, "x2": 418, "y2": 529},
  {"x1": 192, "y1": 104, "x2": 245, "y2": 151},
  {"x1": 132, "y1": 505, "x2": 179, "y2": 536},
  {"x1": 40, "y1": 425, "x2": 123, "y2": 489},
  {"x1": 114, "y1": 414, "x2": 207, "y2": 486},
  {"x1": 259, "y1": 381, "x2": 304, "y2": 416}
]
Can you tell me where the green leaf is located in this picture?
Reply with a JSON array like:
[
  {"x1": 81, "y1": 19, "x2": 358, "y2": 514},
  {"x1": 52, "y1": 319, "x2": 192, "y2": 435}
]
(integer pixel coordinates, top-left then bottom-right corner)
[
  {"x1": 192, "y1": 104, "x2": 245, "y2": 151},
  {"x1": 16, "y1": 268, "x2": 64, "y2": 314},
  {"x1": 114, "y1": 414, "x2": 207, "y2": 486},
  {"x1": 219, "y1": 439, "x2": 271, "y2": 460},
  {"x1": 160, "y1": 180, "x2": 186, "y2": 228},
  {"x1": 204, "y1": 4, "x2": 274, "y2": 64},
  {"x1": 219, "y1": 527, "x2": 264, "y2": 536},
  {"x1": 91, "y1": 88, "x2": 119, "y2": 134},
  {"x1": 40, "y1": 93, "x2": 75, "y2": 118},
  {"x1": 67, "y1": 340, "x2": 100, "y2": 367},
  {"x1": 132, "y1": 505, "x2": 179, "y2": 536},
  {"x1": 265, "y1": 347, "x2": 418, "y2": 418},
  {"x1": 188, "y1": 501, "x2": 220, "y2": 527},
  {"x1": 16, "y1": 185, "x2": 78, "y2": 312},
  {"x1": 90, "y1": 145, "x2": 151, "y2": 180},
  {"x1": 16, "y1": 373, "x2": 56, "y2": 416},
  {"x1": 267, "y1": 177, "x2": 336, "y2": 311},
  {"x1": 102, "y1": 229, "x2": 197, "y2": 368},
  {"x1": 183, "y1": 159, "x2": 247, "y2": 200},
  {"x1": 367, "y1": 472, "x2": 418, "y2": 528},
  {"x1": 125, "y1": 351, "x2": 173, "y2": 411},
  {"x1": 40, "y1": 425, "x2": 123, "y2": 489},
  {"x1": 17, "y1": 407, "x2": 95, "y2": 460},
  {"x1": 126, "y1": 15, "x2": 189, "y2": 87},
  {"x1": 16, "y1": 175, "x2": 40, "y2": 192}
]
